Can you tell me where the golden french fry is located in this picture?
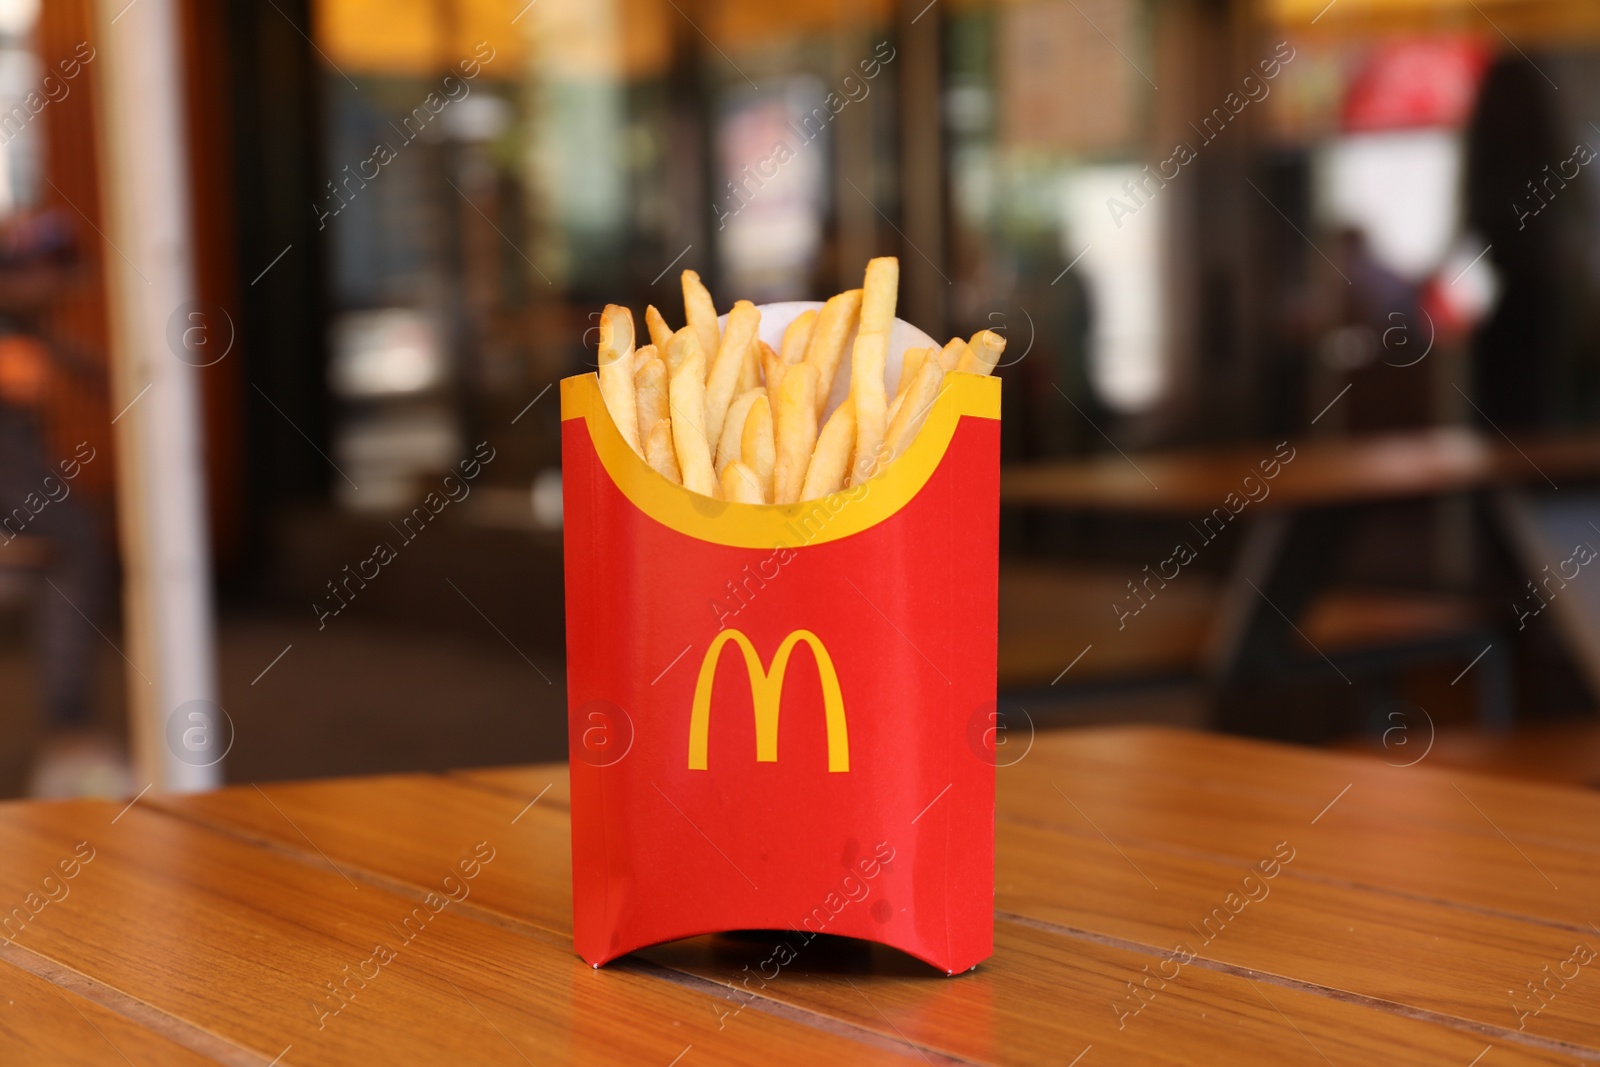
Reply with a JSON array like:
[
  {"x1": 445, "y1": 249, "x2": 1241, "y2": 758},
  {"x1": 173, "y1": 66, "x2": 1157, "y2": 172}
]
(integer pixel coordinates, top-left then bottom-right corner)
[
  {"x1": 757, "y1": 339, "x2": 779, "y2": 377},
  {"x1": 780, "y1": 309, "x2": 817, "y2": 364},
  {"x1": 741, "y1": 394, "x2": 775, "y2": 502},
  {"x1": 644, "y1": 418, "x2": 680, "y2": 483},
  {"x1": 633, "y1": 343, "x2": 658, "y2": 376},
  {"x1": 884, "y1": 358, "x2": 945, "y2": 467},
  {"x1": 885, "y1": 346, "x2": 927, "y2": 430},
  {"x1": 773, "y1": 362, "x2": 819, "y2": 504},
  {"x1": 663, "y1": 322, "x2": 697, "y2": 376},
  {"x1": 935, "y1": 337, "x2": 966, "y2": 372},
  {"x1": 667, "y1": 329, "x2": 716, "y2": 496},
  {"x1": 721, "y1": 460, "x2": 765, "y2": 504},
  {"x1": 956, "y1": 329, "x2": 1006, "y2": 375},
  {"x1": 634, "y1": 357, "x2": 669, "y2": 435},
  {"x1": 738, "y1": 332, "x2": 762, "y2": 392},
  {"x1": 682, "y1": 270, "x2": 720, "y2": 381},
  {"x1": 597, "y1": 304, "x2": 640, "y2": 454},
  {"x1": 894, "y1": 347, "x2": 929, "y2": 403},
  {"x1": 762, "y1": 344, "x2": 786, "y2": 402},
  {"x1": 801, "y1": 396, "x2": 855, "y2": 500},
  {"x1": 704, "y1": 299, "x2": 760, "y2": 453},
  {"x1": 847, "y1": 257, "x2": 897, "y2": 484},
  {"x1": 645, "y1": 305, "x2": 674, "y2": 354},
  {"x1": 715, "y1": 386, "x2": 766, "y2": 477},
  {"x1": 803, "y1": 289, "x2": 863, "y2": 417}
]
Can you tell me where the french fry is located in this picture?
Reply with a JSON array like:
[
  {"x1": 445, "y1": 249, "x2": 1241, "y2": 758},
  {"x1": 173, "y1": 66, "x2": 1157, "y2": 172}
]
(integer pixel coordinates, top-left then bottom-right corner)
[
  {"x1": 738, "y1": 332, "x2": 762, "y2": 392},
  {"x1": 633, "y1": 343, "x2": 658, "y2": 376},
  {"x1": 644, "y1": 418, "x2": 680, "y2": 483},
  {"x1": 803, "y1": 289, "x2": 863, "y2": 417},
  {"x1": 847, "y1": 257, "x2": 898, "y2": 485},
  {"x1": 682, "y1": 270, "x2": 720, "y2": 381},
  {"x1": 715, "y1": 386, "x2": 766, "y2": 477},
  {"x1": 645, "y1": 305, "x2": 674, "y2": 354},
  {"x1": 894, "y1": 347, "x2": 929, "y2": 403},
  {"x1": 885, "y1": 346, "x2": 928, "y2": 429},
  {"x1": 801, "y1": 397, "x2": 855, "y2": 499},
  {"x1": 704, "y1": 299, "x2": 760, "y2": 452},
  {"x1": 780, "y1": 309, "x2": 817, "y2": 365},
  {"x1": 935, "y1": 337, "x2": 966, "y2": 372},
  {"x1": 635, "y1": 356, "x2": 669, "y2": 435},
  {"x1": 956, "y1": 329, "x2": 1006, "y2": 375},
  {"x1": 773, "y1": 362, "x2": 818, "y2": 504},
  {"x1": 667, "y1": 329, "x2": 716, "y2": 496},
  {"x1": 761, "y1": 342, "x2": 786, "y2": 402},
  {"x1": 741, "y1": 394, "x2": 775, "y2": 502},
  {"x1": 597, "y1": 304, "x2": 640, "y2": 454},
  {"x1": 883, "y1": 358, "x2": 944, "y2": 467},
  {"x1": 721, "y1": 460, "x2": 764, "y2": 503},
  {"x1": 664, "y1": 324, "x2": 699, "y2": 378},
  {"x1": 611, "y1": 260, "x2": 968, "y2": 503}
]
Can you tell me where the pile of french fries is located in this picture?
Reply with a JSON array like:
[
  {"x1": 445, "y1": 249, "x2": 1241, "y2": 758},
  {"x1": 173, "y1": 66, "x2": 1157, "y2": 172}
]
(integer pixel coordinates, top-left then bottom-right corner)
[{"x1": 596, "y1": 257, "x2": 1004, "y2": 504}]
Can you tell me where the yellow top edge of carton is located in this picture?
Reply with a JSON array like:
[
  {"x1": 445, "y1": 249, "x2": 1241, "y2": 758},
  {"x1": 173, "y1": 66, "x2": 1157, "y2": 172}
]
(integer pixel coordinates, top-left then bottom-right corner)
[{"x1": 560, "y1": 372, "x2": 1000, "y2": 549}]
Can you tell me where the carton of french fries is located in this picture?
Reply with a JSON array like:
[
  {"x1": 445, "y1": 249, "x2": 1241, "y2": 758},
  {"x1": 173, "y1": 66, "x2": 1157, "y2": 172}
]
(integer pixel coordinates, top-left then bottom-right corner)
[{"x1": 561, "y1": 258, "x2": 999, "y2": 974}]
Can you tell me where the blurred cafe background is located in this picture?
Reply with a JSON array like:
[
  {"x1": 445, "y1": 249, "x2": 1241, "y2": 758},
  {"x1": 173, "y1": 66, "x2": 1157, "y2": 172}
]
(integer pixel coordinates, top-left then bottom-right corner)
[{"x1": 4, "y1": 0, "x2": 1600, "y2": 797}]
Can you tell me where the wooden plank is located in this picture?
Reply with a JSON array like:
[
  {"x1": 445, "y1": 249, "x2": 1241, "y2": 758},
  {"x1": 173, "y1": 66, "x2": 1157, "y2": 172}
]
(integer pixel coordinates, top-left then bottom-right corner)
[
  {"x1": 153, "y1": 767, "x2": 1600, "y2": 1062},
  {"x1": 1344, "y1": 719, "x2": 1600, "y2": 790},
  {"x1": 0, "y1": 797, "x2": 922, "y2": 1066},
  {"x1": 999, "y1": 758, "x2": 1600, "y2": 919},
  {"x1": 0, "y1": 958, "x2": 220, "y2": 1067},
  {"x1": 452, "y1": 766, "x2": 572, "y2": 809},
  {"x1": 991, "y1": 821, "x2": 1600, "y2": 1055},
  {"x1": 151, "y1": 773, "x2": 576, "y2": 937},
  {"x1": 1000, "y1": 727, "x2": 1600, "y2": 874},
  {"x1": 642, "y1": 923, "x2": 1578, "y2": 1067}
]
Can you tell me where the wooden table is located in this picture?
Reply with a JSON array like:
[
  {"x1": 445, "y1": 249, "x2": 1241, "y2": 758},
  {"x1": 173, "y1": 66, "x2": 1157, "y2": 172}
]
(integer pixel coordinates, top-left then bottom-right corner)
[
  {"x1": 999, "y1": 427, "x2": 1600, "y2": 513},
  {"x1": 3, "y1": 726, "x2": 1597, "y2": 1065}
]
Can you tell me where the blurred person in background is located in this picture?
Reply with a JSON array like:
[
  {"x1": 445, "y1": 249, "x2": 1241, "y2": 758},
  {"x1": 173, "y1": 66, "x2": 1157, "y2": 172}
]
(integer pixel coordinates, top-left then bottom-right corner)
[{"x1": 0, "y1": 208, "x2": 125, "y2": 797}]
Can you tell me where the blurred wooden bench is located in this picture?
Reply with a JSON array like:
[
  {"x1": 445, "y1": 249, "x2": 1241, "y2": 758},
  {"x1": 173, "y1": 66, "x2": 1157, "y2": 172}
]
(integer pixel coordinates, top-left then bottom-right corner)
[{"x1": 998, "y1": 563, "x2": 1214, "y2": 688}]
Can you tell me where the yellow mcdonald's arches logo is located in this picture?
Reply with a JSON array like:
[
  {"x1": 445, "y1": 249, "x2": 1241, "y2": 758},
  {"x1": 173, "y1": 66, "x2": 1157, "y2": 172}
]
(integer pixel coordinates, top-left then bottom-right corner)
[{"x1": 688, "y1": 629, "x2": 849, "y2": 772}]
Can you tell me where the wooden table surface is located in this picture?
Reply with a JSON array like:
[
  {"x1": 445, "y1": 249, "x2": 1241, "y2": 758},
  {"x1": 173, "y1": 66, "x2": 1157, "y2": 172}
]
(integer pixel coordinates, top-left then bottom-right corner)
[
  {"x1": 1000, "y1": 427, "x2": 1600, "y2": 513},
  {"x1": 3, "y1": 725, "x2": 1597, "y2": 1065}
]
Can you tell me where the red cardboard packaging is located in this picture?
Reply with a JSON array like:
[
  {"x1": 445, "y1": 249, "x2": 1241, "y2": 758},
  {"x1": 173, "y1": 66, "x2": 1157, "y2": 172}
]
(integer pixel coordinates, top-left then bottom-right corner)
[{"x1": 561, "y1": 303, "x2": 999, "y2": 974}]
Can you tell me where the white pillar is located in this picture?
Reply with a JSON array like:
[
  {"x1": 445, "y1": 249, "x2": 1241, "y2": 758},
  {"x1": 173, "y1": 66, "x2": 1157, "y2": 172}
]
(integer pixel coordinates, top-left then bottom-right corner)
[{"x1": 93, "y1": 0, "x2": 222, "y2": 791}]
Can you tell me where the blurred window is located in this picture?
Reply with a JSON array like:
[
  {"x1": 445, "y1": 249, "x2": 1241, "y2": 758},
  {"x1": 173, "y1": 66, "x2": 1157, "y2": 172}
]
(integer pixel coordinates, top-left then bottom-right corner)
[
  {"x1": 1061, "y1": 163, "x2": 1166, "y2": 412},
  {"x1": 0, "y1": 0, "x2": 42, "y2": 217},
  {"x1": 1315, "y1": 129, "x2": 1462, "y2": 282},
  {"x1": 311, "y1": 0, "x2": 902, "y2": 516},
  {"x1": 1313, "y1": 38, "x2": 1489, "y2": 283},
  {"x1": 949, "y1": 0, "x2": 1165, "y2": 415},
  {"x1": 715, "y1": 79, "x2": 830, "y2": 300}
]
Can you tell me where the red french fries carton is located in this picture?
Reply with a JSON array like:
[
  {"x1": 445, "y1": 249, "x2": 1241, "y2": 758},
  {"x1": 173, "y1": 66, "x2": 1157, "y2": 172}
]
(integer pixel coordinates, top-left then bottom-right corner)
[{"x1": 561, "y1": 303, "x2": 998, "y2": 974}]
